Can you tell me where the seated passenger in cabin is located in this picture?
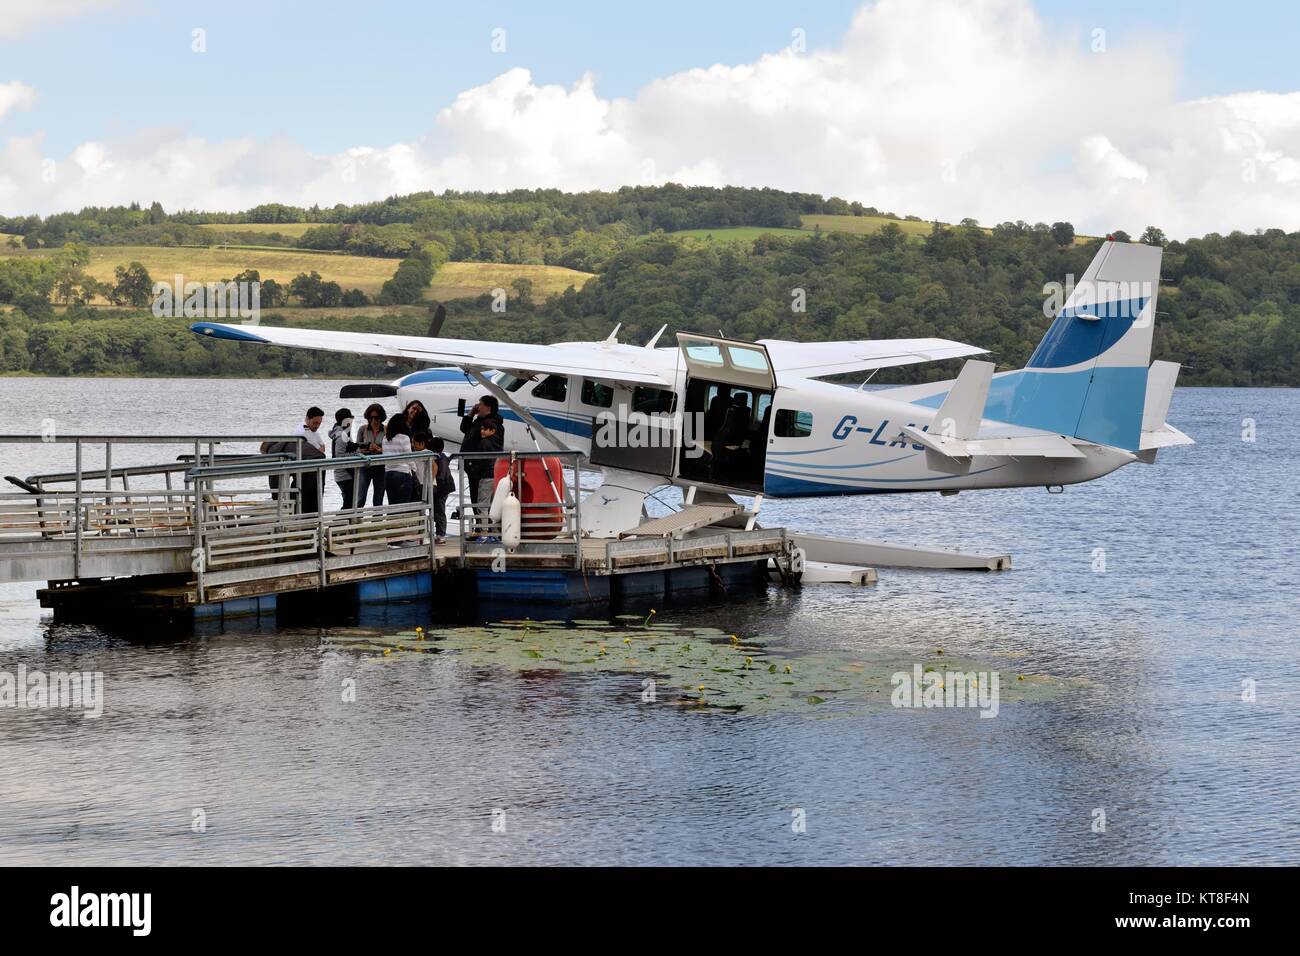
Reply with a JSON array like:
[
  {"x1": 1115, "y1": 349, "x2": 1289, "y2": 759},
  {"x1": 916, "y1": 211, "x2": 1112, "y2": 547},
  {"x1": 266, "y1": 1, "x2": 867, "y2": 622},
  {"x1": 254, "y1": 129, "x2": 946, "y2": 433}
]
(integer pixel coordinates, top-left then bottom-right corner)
[
  {"x1": 704, "y1": 394, "x2": 729, "y2": 441},
  {"x1": 711, "y1": 394, "x2": 752, "y2": 479}
]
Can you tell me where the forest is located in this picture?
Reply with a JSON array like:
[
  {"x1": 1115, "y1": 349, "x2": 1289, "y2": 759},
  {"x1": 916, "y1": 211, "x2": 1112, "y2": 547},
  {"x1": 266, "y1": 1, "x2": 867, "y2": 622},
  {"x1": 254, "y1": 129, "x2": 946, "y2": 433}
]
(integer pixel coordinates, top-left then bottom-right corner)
[{"x1": 2, "y1": 186, "x2": 1298, "y2": 386}]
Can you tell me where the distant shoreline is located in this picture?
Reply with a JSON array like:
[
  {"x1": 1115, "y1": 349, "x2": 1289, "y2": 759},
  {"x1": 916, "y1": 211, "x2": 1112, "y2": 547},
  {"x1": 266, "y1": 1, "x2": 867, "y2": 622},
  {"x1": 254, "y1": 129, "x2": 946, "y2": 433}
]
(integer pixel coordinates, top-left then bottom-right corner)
[{"x1": 0, "y1": 371, "x2": 1291, "y2": 389}]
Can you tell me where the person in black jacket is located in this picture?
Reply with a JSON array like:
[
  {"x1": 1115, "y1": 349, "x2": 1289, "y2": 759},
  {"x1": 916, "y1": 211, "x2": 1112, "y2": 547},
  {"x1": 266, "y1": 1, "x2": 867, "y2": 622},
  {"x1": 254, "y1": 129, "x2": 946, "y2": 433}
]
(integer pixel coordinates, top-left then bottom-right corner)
[{"x1": 460, "y1": 395, "x2": 505, "y2": 527}]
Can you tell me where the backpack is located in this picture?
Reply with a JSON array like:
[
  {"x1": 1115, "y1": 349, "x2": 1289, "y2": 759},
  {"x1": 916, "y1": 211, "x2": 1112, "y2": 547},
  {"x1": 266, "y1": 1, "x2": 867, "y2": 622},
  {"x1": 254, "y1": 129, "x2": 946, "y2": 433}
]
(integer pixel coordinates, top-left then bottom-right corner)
[{"x1": 435, "y1": 453, "x2": 455, "y2": 496}]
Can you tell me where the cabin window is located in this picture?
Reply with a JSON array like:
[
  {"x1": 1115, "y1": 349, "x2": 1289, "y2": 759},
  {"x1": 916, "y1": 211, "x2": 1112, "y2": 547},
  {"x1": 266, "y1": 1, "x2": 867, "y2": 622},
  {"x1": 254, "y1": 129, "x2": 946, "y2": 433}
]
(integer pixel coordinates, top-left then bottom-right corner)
[
  {"x1": 581, "y1": 378, "x2": 614, "y2": 408},
  {"x1": 531, "y1": 375, "x2": 568, "y2": 402},
  {"x1": 774, "y1": 409, "x2": 813, "y2": 438},
  {"x1": 632, "y1": 386, "x2": 676, "y2": 413},
  {"x1": 685, "y1": 343, "x2": 724, "y2": 366},
  {"x1": 495, "y1": 373, "x2": 528, "y2": 392},
  {"x1": 727, "y1": 345, "x2": 770, "y2": 372}
]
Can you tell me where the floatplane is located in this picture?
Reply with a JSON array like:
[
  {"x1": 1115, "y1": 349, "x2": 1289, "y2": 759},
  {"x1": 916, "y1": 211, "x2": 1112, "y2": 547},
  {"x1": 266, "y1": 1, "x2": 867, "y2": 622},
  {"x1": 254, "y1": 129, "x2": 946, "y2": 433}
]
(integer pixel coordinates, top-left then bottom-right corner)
[{"x1": 193, "y1": 239, "x2": 1192, "y2": 579}]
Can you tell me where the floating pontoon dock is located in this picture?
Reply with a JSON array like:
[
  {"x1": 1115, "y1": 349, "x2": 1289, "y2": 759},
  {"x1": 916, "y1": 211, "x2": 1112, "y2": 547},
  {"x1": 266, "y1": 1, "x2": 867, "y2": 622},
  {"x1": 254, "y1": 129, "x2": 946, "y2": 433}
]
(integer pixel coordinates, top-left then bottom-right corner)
[{"x1": 0, "y1": 435, "x2": 794, "y2": 625}]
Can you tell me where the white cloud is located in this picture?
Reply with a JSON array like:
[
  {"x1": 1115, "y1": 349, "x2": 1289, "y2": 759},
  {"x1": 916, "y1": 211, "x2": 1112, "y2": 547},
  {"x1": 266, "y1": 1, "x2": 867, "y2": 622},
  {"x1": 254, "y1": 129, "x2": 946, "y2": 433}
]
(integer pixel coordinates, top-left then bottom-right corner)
[
  {"x1": 0, "y1": 0, "x2": 121, "y2": 39},
  {"x1": 3, "y1": 0, "x2": 1300, "y2": 237},
  {"x1": 0, "y1": 81, "x2": 36, "y2": 119}
]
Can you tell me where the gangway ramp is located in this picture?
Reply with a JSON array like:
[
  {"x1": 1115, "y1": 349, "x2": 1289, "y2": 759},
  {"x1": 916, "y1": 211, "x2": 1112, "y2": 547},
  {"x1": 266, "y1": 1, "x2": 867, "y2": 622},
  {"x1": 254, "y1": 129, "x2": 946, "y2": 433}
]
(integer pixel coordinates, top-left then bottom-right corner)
[{"x1": 619, "y1": 503, "x2": 742, "y2": 539}]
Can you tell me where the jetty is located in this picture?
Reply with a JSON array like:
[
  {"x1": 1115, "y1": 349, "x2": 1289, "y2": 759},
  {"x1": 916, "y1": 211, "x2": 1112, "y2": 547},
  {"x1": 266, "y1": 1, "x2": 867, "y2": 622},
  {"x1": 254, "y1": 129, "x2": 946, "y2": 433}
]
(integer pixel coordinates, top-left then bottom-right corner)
[{"x1": 0, "y1": 434, "x2": 796, "y2": 626}]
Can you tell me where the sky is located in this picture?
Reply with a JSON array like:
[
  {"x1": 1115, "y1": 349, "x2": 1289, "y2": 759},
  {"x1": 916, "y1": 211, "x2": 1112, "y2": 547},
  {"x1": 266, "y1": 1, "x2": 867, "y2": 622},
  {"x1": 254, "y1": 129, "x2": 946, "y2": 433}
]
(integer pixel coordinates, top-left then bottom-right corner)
[{"x1": 2, "y1": 0, "x2": 1300, "y2": 237}]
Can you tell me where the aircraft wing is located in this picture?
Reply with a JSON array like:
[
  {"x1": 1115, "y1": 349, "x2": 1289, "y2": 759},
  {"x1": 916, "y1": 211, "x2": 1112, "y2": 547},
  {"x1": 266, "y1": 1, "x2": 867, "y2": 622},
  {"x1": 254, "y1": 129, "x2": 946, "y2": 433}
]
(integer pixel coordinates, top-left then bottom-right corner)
[
  {"x1": 757, "y1": 337, "x2": 988, "y2": 378},
  {"x1": 191, "y1": 322, "x2": 672, "y2": 386}
]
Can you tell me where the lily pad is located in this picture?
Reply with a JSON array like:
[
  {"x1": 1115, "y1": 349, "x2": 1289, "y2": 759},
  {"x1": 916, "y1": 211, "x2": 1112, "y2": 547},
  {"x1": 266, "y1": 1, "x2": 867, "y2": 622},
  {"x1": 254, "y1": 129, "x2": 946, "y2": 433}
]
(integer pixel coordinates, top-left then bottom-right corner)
[{"x1": 321, "y1": 617, "x2": 1079, "y2": 716}]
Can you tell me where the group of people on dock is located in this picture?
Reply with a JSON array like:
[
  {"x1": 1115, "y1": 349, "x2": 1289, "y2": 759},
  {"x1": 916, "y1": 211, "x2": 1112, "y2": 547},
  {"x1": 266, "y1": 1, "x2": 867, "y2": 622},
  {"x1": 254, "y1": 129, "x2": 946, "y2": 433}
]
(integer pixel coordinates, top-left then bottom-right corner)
[{"x1": 266, "y1": 395, "x2": 506, "y2": 545}]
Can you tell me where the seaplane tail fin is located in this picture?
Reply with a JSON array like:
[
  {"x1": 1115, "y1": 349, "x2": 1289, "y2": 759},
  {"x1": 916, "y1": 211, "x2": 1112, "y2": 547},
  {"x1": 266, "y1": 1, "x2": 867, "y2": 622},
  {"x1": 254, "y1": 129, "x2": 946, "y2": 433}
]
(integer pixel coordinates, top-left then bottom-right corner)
[
  {"x1": 882, "y1": 240, "x2": 1167, "y2": 454},
  {"x1": 983, "y1": 239, "x2": 1163, "y2": 452}
]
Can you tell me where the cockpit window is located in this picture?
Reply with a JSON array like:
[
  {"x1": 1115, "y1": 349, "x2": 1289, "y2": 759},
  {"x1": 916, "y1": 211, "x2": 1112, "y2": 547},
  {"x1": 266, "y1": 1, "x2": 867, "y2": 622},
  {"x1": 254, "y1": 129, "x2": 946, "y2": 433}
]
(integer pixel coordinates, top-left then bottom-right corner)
[
  {"x1": 531, "y1": 375, "x2": 568, "y2": 402},
  {"x1": 581, "y1": 378, "x2": 614, "y2": 408}
]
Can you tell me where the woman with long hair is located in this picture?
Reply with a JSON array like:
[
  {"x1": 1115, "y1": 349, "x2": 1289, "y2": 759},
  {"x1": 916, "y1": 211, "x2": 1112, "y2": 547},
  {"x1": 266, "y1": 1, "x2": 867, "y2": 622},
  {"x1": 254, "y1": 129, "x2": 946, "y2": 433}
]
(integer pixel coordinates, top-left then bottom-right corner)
[
  {"x1": 404, "y1": 399, "x2": 431, "y2": 433},
  {"x1": 354, "y1": 403, "x2": 387, "y2": 507}
]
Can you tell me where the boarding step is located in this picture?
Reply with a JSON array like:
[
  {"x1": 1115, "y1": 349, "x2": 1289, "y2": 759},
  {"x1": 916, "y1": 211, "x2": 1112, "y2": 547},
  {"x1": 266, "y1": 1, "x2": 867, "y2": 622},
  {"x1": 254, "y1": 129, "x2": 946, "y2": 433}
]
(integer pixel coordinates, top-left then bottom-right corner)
[{"x1": 619, "y1": 503, "x2": 742, "y2": 539}]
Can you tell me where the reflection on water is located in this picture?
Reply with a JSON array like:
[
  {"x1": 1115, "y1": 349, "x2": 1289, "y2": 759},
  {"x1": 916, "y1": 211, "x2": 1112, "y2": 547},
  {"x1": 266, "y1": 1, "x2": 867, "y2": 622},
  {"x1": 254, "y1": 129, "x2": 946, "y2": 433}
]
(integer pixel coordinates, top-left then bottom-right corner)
[{"x1": 0, "y1": 379, "x2": 1297, "y2": 865}]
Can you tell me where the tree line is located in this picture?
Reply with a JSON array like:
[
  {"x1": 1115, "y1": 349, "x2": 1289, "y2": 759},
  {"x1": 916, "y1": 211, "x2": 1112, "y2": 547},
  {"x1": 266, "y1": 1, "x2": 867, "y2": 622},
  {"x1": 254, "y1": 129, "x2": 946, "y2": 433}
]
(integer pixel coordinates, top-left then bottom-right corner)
[{"x1": 2, "y1": 186, "x2": 1299, "y2": 385}]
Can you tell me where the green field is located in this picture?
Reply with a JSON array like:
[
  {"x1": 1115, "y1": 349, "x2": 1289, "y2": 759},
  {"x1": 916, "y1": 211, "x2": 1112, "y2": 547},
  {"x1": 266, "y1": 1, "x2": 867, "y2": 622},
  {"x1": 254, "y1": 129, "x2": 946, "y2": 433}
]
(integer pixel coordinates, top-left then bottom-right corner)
[
  {"x1": 667, "y1": 226, "x2": 807, "y2": 242},
  {"x1": 801, "y1": 213, "x2": 934, "y2": 237},
  {"x1": 430, "y1": 261, "x2": 592, "y2": 300},
  {"x1": 7, "y1": 244, "x2": 399, "y2": 294},
  {"x1": 668, "y1": 216, "x2": 931, "y2": 245},
  {"x1": 3, "y1": 245, "x2": 595, "y2": 301},
  {"x1": 195, "y1": 222, "x2": 319, "y2": 237},
  {"x1": 671, "y1": 215, "x2": 1097, "y2": 245}
]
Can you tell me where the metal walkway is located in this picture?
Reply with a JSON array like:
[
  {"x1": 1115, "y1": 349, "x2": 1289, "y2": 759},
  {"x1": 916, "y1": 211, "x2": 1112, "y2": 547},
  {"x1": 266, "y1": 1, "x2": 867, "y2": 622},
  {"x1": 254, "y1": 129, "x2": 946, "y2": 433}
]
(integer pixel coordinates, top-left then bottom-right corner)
[{"x1": 0, "y1": 436, "x2": 793, "y2": 613}]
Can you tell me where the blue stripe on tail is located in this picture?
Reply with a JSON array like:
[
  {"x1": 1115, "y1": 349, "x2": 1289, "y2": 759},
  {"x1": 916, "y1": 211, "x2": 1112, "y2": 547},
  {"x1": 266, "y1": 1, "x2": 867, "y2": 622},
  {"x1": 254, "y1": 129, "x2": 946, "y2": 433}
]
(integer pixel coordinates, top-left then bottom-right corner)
[{"x1": 1025, "y1": 296, "x2": 1146, "y2": 369}]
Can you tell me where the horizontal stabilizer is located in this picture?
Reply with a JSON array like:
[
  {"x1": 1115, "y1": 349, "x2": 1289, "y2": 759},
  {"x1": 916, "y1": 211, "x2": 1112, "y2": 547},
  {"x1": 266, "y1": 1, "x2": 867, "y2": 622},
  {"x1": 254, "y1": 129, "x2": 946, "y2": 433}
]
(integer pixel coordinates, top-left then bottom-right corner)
[{"x1": 901, "y1": 425, "x2": 1086, "y2": 460}]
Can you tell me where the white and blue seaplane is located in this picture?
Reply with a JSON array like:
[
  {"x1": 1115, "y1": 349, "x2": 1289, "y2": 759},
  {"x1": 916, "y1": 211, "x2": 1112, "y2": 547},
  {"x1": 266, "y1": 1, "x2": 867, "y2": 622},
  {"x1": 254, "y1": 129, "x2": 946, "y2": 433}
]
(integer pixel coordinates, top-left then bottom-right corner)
[{"x1": 193, "y1": 239, "x2": 1192, "y2": 579}]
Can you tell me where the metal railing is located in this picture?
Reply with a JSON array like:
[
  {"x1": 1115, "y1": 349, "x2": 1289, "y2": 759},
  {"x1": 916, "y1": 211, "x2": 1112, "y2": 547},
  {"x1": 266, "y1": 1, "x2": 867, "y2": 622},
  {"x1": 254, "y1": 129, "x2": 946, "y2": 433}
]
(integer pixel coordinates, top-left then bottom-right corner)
[
  {"x1": 0, "y1": 433, "x2": 305, "y2": 579},
  {"x1": 454, "y1": 450, "x2": 584, "y2": 569},
  {"x1": 0, "y1": 435, "x2": 794, "y2": 594},
  {"x1": 187, "y1": 449, "x2": 443, "y2": 601}
]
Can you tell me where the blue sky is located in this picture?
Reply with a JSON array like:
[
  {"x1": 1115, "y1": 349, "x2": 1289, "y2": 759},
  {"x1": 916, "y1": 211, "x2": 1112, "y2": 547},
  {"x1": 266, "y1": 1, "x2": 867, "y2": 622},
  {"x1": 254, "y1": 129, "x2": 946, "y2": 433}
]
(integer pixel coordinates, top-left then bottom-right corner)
[
  {"x1": 5, "y1": 0, "x2": 1299, "y2": 156},
  {"x1": 3, "y1": 0, "x2": 1300, "y2": 234}
]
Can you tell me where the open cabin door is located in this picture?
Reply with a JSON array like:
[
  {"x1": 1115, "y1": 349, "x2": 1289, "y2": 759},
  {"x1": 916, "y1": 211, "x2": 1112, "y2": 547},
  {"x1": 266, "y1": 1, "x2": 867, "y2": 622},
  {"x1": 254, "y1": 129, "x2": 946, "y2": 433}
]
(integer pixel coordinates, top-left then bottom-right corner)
[
  {"x1": 584, "y1": 374, "x2": 681, "y2": 478},
  {"x1": 675, "y1": 333, "x2": 777, "y2": 490}
]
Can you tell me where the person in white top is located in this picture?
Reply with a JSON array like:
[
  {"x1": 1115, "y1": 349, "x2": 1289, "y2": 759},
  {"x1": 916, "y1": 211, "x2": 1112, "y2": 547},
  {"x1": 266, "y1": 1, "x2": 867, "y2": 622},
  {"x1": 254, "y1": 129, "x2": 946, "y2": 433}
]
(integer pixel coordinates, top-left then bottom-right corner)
[
  {"x1": 382, "y1": 415, "x2": 415, "y2": 504},
  {"x1": 294, "y1": 409, "x2": 327, "y2": 455},
  {"x1": 292, "y1": 406, "x2": 327, "y2": 513}
]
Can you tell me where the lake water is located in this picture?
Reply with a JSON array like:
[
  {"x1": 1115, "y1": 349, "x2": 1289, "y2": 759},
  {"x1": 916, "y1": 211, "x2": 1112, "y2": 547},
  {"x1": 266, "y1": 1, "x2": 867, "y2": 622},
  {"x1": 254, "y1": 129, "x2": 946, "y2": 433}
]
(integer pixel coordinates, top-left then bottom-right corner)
[{"x1": 0, "y1": 378, "x2": 1296, "y2": 865}]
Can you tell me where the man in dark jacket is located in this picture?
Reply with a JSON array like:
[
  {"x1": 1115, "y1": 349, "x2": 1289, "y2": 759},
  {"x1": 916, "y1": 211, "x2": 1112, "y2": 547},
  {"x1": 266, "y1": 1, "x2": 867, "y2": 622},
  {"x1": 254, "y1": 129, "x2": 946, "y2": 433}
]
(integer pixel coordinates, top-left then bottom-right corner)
[{"x1": 460, "y1": 395, "x2": 505, "y2": 525}]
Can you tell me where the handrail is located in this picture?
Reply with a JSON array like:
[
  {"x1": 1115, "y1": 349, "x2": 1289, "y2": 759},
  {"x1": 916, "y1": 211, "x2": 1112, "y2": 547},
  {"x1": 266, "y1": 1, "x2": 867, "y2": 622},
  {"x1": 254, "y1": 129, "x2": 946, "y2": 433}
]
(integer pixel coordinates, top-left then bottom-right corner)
[
  {"x1": 454, "y1": 450, "x2": 584, "y2": 569},
  {"x1": 187, "y1": 449, "x2": 439, "y2": 480},
  {"x1": 0, "y1": 434, "x2": 303, "y2": 444},
  {"x1": 22, "y1": 453, "x2": 298, "y2": 487}
]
